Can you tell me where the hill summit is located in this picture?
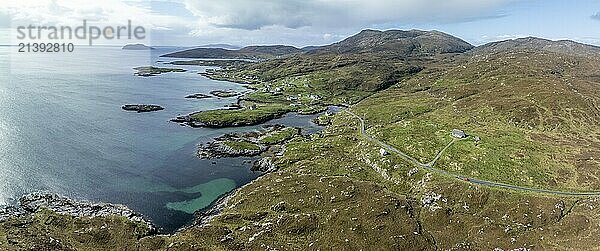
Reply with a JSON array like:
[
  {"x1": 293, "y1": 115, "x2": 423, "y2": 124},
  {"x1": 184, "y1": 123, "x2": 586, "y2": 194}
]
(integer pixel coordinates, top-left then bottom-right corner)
[{"x1": 309, "y1": 29, "x2": 474, "y2": 56}]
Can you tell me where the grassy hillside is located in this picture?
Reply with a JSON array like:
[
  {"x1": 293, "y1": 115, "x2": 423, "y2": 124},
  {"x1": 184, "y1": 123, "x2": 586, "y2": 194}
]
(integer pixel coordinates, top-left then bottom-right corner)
[
  {"x1": 2, "y1": 32, "x2": 600, "y2": 250},
  {"x1": 353, "y1": 42, "x2": 600, "y2": 191}
]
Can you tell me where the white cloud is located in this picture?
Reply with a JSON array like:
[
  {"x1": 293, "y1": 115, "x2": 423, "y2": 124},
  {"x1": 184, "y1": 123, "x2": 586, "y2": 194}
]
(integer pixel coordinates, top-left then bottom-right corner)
[
  {"x1": 592, "y1": 12, "x2": 600, "y2": 21},
  {"x1": 1, "y1": 0, "x2": 518, "y2": 46},
  {"x1": 183, "y1": 0, "x2": 514, "y2": 30},
  {"x1": 2, "y1": 0, "x2": 189, "y2": 30}
]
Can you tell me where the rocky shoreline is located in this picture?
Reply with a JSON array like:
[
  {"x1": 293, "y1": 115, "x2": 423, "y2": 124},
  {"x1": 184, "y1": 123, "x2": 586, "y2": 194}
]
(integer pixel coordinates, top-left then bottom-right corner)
[{"x1": 0, "y1": 192, "x2": 156, "y2": 233}]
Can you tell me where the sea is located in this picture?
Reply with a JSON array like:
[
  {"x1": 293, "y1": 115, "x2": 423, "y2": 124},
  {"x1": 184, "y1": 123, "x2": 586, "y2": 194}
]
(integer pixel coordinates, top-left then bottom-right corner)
[{"x1": 0, "y1": 45, "x2": 324, "y2": 232}]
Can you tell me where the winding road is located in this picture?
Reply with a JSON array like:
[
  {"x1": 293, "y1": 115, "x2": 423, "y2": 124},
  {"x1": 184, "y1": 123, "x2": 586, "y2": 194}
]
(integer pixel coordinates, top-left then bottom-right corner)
[{"x1": 344, "y1": 110, "x2": 600, "y2": 197}]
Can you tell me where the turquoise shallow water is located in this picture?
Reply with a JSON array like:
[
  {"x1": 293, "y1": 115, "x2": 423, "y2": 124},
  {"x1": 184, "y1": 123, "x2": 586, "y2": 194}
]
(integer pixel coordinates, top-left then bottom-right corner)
[{"x1": 0, "y1": 46, "x2": 324, "y2": 232}]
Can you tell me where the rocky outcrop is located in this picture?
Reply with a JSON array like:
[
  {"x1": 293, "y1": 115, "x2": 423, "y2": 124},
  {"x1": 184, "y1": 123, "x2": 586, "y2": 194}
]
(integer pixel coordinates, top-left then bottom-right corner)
[
  {"x1": 252, "y1": 157, "x2": 277, "y2": 173},
  {"x1": 0, "y1": 192, "x2": 155, "y2": 233},
  {"x1": 421, "y1": 192, "x2": 444, "y2": 212}
]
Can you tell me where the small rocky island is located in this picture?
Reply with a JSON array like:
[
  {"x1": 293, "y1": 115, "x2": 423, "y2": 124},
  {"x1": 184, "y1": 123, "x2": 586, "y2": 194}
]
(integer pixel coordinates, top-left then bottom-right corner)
[
  {"x1": 133, "y1": 66, "x2": 186, "y2": 77},
  {"x1": 185, "y1": 93, "x2": 212, "y2": 99},
  {"x1": 122, "y1": 104, "x2": 164, "y2": 113},
  {"x1": 209, "y1": 90, "x2": 240, "y2": 98},
  {"x1": 122, "y1": 44, "x2": 155, "y2": 50}
]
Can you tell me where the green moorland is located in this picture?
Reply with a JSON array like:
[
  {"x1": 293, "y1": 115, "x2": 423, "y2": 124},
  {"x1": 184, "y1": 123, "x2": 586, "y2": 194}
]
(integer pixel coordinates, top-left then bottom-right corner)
[
  {"x1": 188, "y1": 53, "x2": 423, "y2": 126},
  {"x1": 2, "y1": 31, "x2": 600, "y2": 250},
  {"x1": 353, "y1": 48, "x2": 600, "y2": 191}
]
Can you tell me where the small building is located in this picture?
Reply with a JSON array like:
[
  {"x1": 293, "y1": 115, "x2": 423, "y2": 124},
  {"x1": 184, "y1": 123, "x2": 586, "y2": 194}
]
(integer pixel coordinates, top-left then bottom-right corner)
[
  {"x1": 451, "y1": 129, "x2": 467, "y2": 139},
  {"x1": 379, "y1": 148, "x2": 389, "y2": 157}
]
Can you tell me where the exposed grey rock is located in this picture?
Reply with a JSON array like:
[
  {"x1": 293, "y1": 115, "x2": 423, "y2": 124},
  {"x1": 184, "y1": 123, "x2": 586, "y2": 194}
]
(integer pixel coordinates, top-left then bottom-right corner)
[
  {"x1": 407, "y1": 167, "x2": 419, "y2": 177},
  {"x1": 421, "y1": 192, "x2": 443, "y2": 211},
  {"x1": 270, "y1": 201, "x2": 287, "y2": 212}
]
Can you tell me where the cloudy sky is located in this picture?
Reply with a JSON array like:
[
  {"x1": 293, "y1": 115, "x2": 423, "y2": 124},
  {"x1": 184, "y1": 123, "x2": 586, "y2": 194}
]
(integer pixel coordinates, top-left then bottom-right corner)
[{"x1": 1, "y1": 0, "x2": 600, "y2": 47}]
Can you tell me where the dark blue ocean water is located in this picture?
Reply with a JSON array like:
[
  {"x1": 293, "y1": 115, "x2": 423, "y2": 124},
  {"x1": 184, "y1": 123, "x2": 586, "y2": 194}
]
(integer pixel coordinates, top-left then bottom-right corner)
[{"x1": 0, "y1": 46, "x2": 323, "y2": 232}]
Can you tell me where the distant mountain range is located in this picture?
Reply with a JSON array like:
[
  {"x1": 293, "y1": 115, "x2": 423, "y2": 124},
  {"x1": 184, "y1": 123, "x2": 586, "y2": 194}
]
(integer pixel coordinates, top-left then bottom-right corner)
[
  {"x1": 161, "y1": 29, "x2": 475, "y2": 59},
  {"x1": 162, "y1": 29, "x2": 600, "y2": 61},
  {"x1": 197, "y1": 44, "x2": 242, "y2": 50},
  {"x1": 161, "y1": 45, "x2": 303, "y2": 59}
]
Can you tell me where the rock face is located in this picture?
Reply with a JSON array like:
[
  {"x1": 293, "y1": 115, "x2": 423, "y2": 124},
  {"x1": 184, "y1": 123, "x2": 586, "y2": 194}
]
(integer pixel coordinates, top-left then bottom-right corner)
[
  {"x1": 122, "y1": 104, "x2": 164, "y2": 113},
  {"x1": 0, "y1": 192, "x2": 155, "y2": 232}
]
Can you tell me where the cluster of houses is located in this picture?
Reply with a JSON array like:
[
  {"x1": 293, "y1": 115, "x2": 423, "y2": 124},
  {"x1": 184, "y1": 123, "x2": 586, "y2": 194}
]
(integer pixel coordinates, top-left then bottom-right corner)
[{"x1": 286, "y1": 94, "x2": 322, "y2": 102}]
